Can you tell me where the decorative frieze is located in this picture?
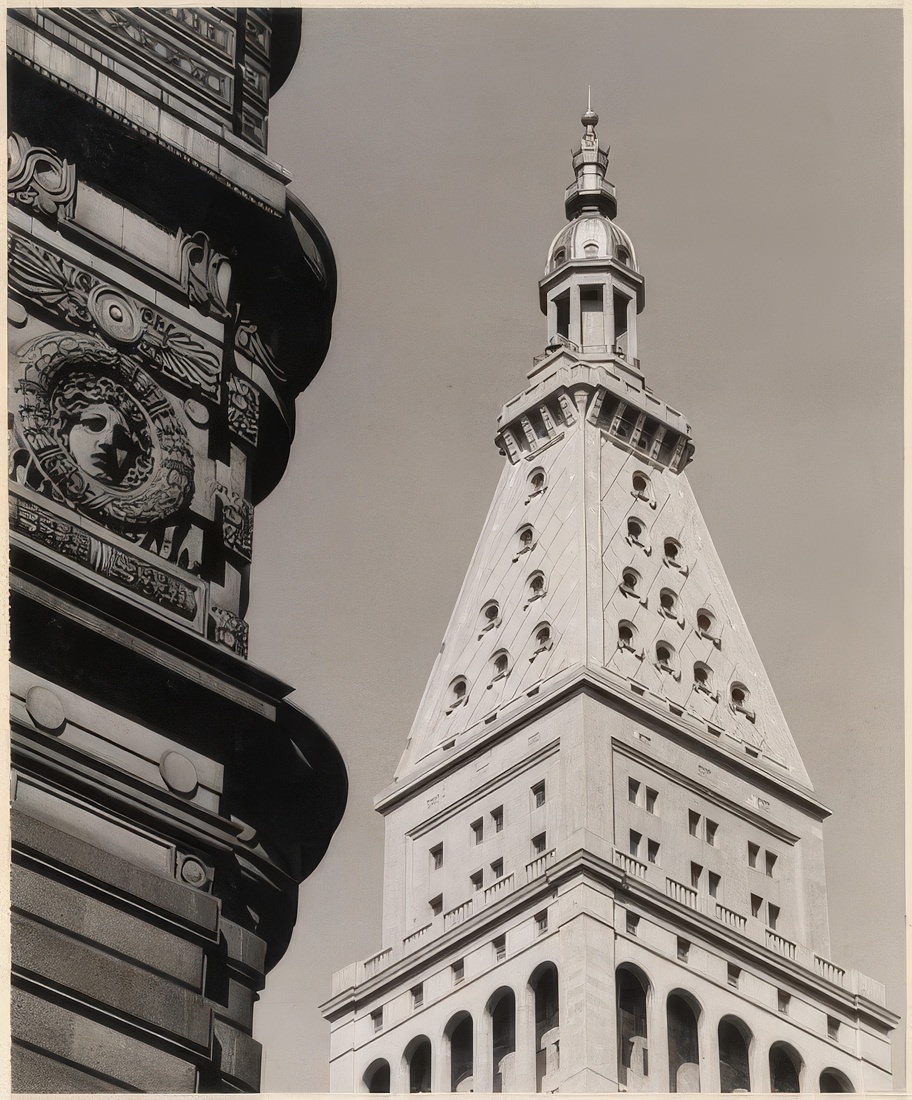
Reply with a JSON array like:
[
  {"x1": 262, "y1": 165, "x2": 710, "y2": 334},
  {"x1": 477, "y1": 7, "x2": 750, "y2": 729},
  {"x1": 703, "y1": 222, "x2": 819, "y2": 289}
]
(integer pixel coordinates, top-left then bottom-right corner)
[
  {"x1": 209, "y1": 605, "x2": 249, "y2": 658},
  {"x1": 216, "y1": 487, "x2": 254, "y2": 561},
  {"x1": 227, "y1": 376, "x2": 259, "y2": 446},
  {"x1": 7, "y1": 133, "x2": 76, "y2": 221},
  {"x1": 10, "y1": 491, "x2": 201, "y2": 624},
  {"x1": 8, "y1": 232, "x2": 222, "y2": 397}
]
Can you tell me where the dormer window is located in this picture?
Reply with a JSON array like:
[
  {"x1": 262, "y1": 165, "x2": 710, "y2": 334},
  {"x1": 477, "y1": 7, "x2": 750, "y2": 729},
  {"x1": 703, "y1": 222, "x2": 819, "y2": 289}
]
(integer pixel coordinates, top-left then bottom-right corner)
[
  {"x1": 480, "y1": 600, "x2": 501, "y2": 633},
  {"x1": 620, "y1": 568, "x2": 640, "y2": 596},
  {"x1": 490, "y1": 650, "x2": 510, "y2": 684},
  {"x1": 693, "y1": 662, "x2": 717, "y2": 698},
  {"x1": 659, "y1": 588, "x2": 678, "y2": 618},
  {"x1": 553, "y1": 248, "x2": 566, "y2": 266},
  {"x1": 527, "y1": 571, "x2": 546, "y2": 600},
  {"x1": 617, "y1": 620, "x2": 638, "y2": 652},
  {"x1": 528, "y1": 467, "x2": 547, "y2": 496},
  {"x1": 695, "y1": 606, "x2": 719, "y2": 642},
  {"x1": 533, "y1": 623, "x2": 553, "y2": 655},
  {"x1": 617, "y1": 247, "x2": 631, "y2": 266},
  {"x1": 627, "y1": 516, "x2": 646, "y2": 545},
  {"x1": 447, "y1": 677, "x2": 468, "y2": 713},
  {"x1": 730, "y1": 682, "x2": 756, "y2": 722},
  {"x1": 631, "y1": 471, "x2": 654, "y2": 507},
  {"x1": 516, "y1": 525, "x2": 535, "y2": 555},
  {"x1": 655, "y1": 641, "x2": 678, "y2": 675}
]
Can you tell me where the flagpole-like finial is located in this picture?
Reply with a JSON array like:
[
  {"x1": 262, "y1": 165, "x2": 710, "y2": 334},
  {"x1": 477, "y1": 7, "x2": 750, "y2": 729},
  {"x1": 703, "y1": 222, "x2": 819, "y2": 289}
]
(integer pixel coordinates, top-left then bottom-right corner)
[{"x1": 588, "y1": 84, "x2": 591, "y2": 112}]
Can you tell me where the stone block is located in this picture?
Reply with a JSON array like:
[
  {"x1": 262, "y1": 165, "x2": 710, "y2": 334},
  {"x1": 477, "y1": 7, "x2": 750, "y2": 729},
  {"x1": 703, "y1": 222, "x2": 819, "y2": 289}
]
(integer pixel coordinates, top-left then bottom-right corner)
[
  {"x1": 12, "y1": 863, "x2": 205, "y2": 988},
  {"x1": 12, "y1": 808, "x2": 220, "y2": 933},
  {"x1": 213, "y1": 1018, "x2": 262, "y2": 1091},
  {"x1": 13, "y1": 913, "x2": 213, "y2": 1050},
  {"x1": 220, "y1": 915, "x2": 268, "y2": 972},
  {"x1": 12, "y1": 1043, "x2": 123, "y2": 1093},
  {"x1": 13, "y1": 986, "x2": 199, "y2": 1092}
]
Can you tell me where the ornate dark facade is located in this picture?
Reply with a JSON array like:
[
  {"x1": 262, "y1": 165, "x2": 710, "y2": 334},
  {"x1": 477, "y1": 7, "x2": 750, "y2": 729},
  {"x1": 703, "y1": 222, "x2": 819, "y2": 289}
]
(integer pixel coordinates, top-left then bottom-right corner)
[{"x1": 8, "y1": 8, "x2": 347, "y2": 1091}]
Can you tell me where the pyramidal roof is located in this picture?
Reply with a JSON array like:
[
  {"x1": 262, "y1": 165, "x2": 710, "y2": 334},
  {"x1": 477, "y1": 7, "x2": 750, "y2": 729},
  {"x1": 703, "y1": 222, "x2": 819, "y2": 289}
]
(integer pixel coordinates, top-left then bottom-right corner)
[{"x1": 392, "y1": 110, "x2": 811, "y2": 795}]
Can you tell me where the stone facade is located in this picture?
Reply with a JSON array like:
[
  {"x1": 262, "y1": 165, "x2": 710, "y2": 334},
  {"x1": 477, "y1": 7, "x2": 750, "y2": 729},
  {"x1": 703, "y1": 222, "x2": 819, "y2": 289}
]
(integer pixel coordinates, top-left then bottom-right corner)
[
  {"x1": 8, "y1": 8, "x2": 347, "y2": 1092},
  {"x1": 321, "y1": 110, "x2": 895, "y2": 1093}
]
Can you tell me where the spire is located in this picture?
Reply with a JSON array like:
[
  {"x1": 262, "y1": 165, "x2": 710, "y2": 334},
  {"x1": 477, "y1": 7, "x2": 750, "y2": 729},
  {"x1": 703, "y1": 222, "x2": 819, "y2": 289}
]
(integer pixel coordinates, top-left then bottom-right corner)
[{"x1": 565, "y1": 98, "x2": 617, "y2": 219}]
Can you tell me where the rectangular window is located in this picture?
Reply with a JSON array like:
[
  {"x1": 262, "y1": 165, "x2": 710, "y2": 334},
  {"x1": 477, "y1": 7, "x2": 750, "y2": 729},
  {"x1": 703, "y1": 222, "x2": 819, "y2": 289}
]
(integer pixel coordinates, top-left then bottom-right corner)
[
  {"x1": 470, "y1": 870, "x2": 483, "y2": 892},
  {"x1": 626, "y1": 912, "x2": 639, "y2": 935},
  {"x1": 555, "y1": 291, "x2": 570, "y2": 339},
  {"x1": 677, "y1": 937, "x2": 690, "y2": 962},
  {"x1": 494, "y1": 935, "x2": 507, "y2": 962},
  {"x1": 628, "y1": 777, "x2": 641, "y2": 805},
  {"x1": 452, "y1": 959, "x2": 465, "y2": 985},
  {"x1": 532, "y1": 781, "x2": 546, "y2": 809},
  {"x1": 491, "y1": 858, "x2": 504, "y2": 879},
  {"x1": 645, "y1": 787, "x2": 658, "y2": 814},
  {"x1": 708, "y1": 871, "x2": 721, "y2": 898},
  {"x1": 768, "y1": 903, "x2": 780, "y2": 930},
  {"x1": 705, "y1": 820, "x2": 718, "y2": 846},
  {"x1": 430, "y1": 843, "x2": 443, "y2": 870},
  {"x1": 765, "y1": 850, "x2": 778, "y2": 877},
  {"x1": 371, "y1": 1008, "x2": 383, "y2": 1033},
  {"x1": 690, "y1": 862, "x2": 703, "y2": 889},
  {"x1": 629, "y1": 830, "x2": 642, "y2": 858},
  {"x1": 750, "y1": 893, "x2": 762, "y2": 919},
  {"x1": 535, "y1": 910, "x2": 548, "y2": 935},
  {"x1": 748, "y1": 842, "x2": 760, "y2": 868},
  {"x1": 827, "y1": 1016, "x2": 840, "y2": 1041},
  {"x1": 491, "y1": 806, "x2": 504, "y2": 832},
  {"x1": 777, "y1": 990, "x2": 790, "y2": 1014},
  {"x1": 727, "y1": 964, "x2": 741, "y2": 989},
  {"x1": 471, "y1": 819, "x2": 484, "y2": 845},
  {"x1": 532, "y1": 832, "x2": 547, "y2": 855},
  {"x1": 647, "y1": 839, "x2": 660, "y2": 864},
  {"x1": 412, "y1": 984, "x2": 424, "y2": 1009},
  {"x1": 430, "y1": 894, "x2": 443, "y2": 916},
  {"x1": 688, "y1": 810, "x2": 701, "y2": 837}
]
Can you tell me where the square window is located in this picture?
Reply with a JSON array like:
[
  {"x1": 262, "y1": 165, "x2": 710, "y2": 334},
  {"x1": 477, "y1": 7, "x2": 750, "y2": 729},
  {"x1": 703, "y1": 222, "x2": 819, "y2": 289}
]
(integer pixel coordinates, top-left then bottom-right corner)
[
  {"x1": 532, "y1": 832, "x2": 547, "y2": 855},
  {"x1": 430, "y1": 894, "x2": 443, "y2": 916},
  {"x1": 452, "y1": 959, "x2": 465, "y2": 985},
  {"x1": 412, "y1": 984, "x2": 424, "y2": 1009},
  {"x1": 646, "y1": 787, "x2": 658, "y2": 814},
  {"x1": 750, "y1": 893, "x2": 762, "y2": 919},
  {"x1": 470, "y1": 870, "x2": 483, "y2": 892},
  {"x1": 748, "y1": 842, "x2": 759, "y2": 868},
  {"x1": 629, "y1": 830, "x2": 642, "y2": 858},
  {"x1": 371, "y1": 1008, "x2": 383, "y2": 1033},
  {"x1": 827, "y1": 1016, "x2": 840, "y2": 1041},
  {"x1": 705, "y1": 820, "x2": 718, "y2": 846},
  {"x1": 727, "y1": 964, "x2": 741, "y2": 989},
  {"x1": 690, "y1": 862, "x2": 703, "y2": 889},
  {"x1": 626, "y1": 912, "x2": 640, "y2": 935},
  {"x1": 430, "y1": 844, "x2": 443, "y2": 870},
  {"x1": 647, "y1": 839, "x2": 660, "y2": 864},
  {"x1": 535, "y1": 910, "x2": 548, "y2": 935},
  {"x1": 492, "y1": 806, "x2": 504, "y2": 832},
  {"x1": 677, "y1": 937, "x2": 690, "y2": 962},
  {"x1": 708, "y1": 871, "x2": 721, "y2": 898},
  {"x1": 471, "y1": 819, "x2": 484, "y2": 845},
  {"x1": 765, "y1": 850, "x2": 778, "y2": 877},
  {"x1": 768, "y1": 903, "x2": 780, "y2": 930},
  {"x1": 628, "y1": 777, "x2": 641, "y2": 805},
  {"x1": 491, "y1": 858, "x2": 504, "y2": 879},
  {"x1": 688, "y1": 810, "x2": 701, "y2": 837},
  {"x1": 777, "y1": 990, "x2": 790, "y2": 1014},
  {"x1": 494, "y1": 935, "x2": 506, "y2": 962},
  {"x1": 532, "y1": 781, "x2": 546, "y2": 809}
]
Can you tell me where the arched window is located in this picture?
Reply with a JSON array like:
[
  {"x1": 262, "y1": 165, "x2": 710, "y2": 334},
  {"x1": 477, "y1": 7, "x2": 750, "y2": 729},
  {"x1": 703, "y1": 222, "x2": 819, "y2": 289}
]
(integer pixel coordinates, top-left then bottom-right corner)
[
  {"x1": 769, "y1": 1041, "x2": 803, "y2": 1093},
  {"x1": 617, "y1": 247, "x2": 631, "y2": 266},
  {"x1": 655, "y1": 641, "x2": 676, "y2": 672},
  {"x1": 364, "y1": 1059, "x2": 391, "y2": 1094},
  {"x1": 617, "y1": 966, "x2": 650, "y2": 1090},
  {"x1": 659, "y1": 588, "x2": 678, "y2": 616},
  {"x1": 718, "y1": 1017, "x2": 751, "y2": 1093},
  {"x1": 667, "y1": 992, "x2": 701, "y2": 1092},
  {"x1": 529, "y1": 467, "x2": 547, "y2": 495},
  {"x1": 481, "y1": 600, "x2": 500, "y2": 629},
  {"x1": 627, "y1": 516, "x2": 645, "y2": 543},
  {"x1": 730, "y1": 681, "x2": 755, "y2": 721},
  {"x1": 632, "y1": 471, "x2": 652, "y2": 501},
  {"x1": 663, "y1": 537, "x2": 681, "y2": 562},
  {"x1": 693, "y1": 662, "x2": 713, "y2": 692},
  {"x1": 530, "y1": 963, "x2": 559, "y2": 1093},
  {"x1": 820, "y1": 1069, "x2": 854, "y2": 1093},
  {"x1": 621, "y1": 568, "x2": 640, "y2": 594},
  {"x1": 446, "y1": 1014, "x2": 474, "y2": 1092},
  {"x1": 618, "y1": 620, "x2": 636, "y2": 650},
  {"x1": 488, "y1": 989, "x2": 516, "y2": 1093},
  {"x1": 533, "y1": 623, "x2": 553, "y2": 655},
  {"x1": 696, "y1": 607, "x2": 716, "y2": 637},
  {"x1": 405, "y1": 1036, "x2": 432, "y2": 1094},
  {"x1": 528, "y1": 571, "x2": 546, "y2": 599},
  {"x1": 491, "y1": 651, "x2": 510, "y2": 682},
  {"x1": 517, "y1": 525, "x2": 535, "y2": 553},
  {"x1": 448, "y1": 677, "x2": 468, "y2": 712}
]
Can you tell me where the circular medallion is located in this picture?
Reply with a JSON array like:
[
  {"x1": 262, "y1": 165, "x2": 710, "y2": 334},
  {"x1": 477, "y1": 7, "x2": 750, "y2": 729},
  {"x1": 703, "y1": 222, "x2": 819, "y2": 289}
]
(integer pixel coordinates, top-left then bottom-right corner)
[
  {"x1": 178, "y1": 855, "x2": 209, "y2": 888},
  {"x1": 183, "y1": 398, "x2": 210, "y2": 427},
  {"x1": 159, "y1": 750, "x2": 199, "y2": 795},
  {"x1": 87, "y1": 286, "x2": 143, "y2": 345},
  {"x1": 25, "y1": 685, "x2": 66, "y2": 733},
  {"x1": 15, "y1": 332, "x2": 194, "y2": 531}
]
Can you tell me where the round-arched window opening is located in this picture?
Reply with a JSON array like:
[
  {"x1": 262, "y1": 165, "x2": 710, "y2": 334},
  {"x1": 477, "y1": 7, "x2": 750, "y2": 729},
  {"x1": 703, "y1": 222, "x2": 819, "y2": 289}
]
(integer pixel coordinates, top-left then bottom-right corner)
[
  {"x1": 664, "y1": 538, "x2": 680, "y2": 561},
  {"x1": 660, "y1": 589, "x2": 677, "y2": 614},
  {"x1": 656, "y1": 642, "x2": 674, "y2": 667},
  {"x1": 518, "y1": 525, "x2": 535, "y2": 550},
  {"x1": 618, "y1": 621, "x2": 635, "y2": 647},
  {"x1": 730, "y1": 683, "x2": 749, "y2": 707},
  {"x1": 529, "y1": 467, "x2": 546, "y2": 493},
  {"x1": 535, "y1": 624, "x2": 552, "y2": 651},
  {"x1": 820, "y1": 1069, "x2": 854, "y2": 1093},
  {"x1": 697, "y1": 608, "x2": 715, "y2": 634},
  {"x1": 632, "y1": 472, "x2": 650, "y2": 495},
  {"x1": 554, "y1": 248, "x2": 567, "y2": 266},
  {"x1": 617, "y1": 247, "x2": 631, "y2": 266},
  {"x1": 694, "y1": 663, "x2": 711, "y2": 686},
  {"x1": 493, "y1": 652, "x2": 510, "y2": 677},
  {"x1": 628, "y1": 517, "x2": 644, "y2": 540},
  {"x1": 483, "y1": 601, "x2": 500, "y2": 623},
  {"x1": 452, "y1": 678, "x2": 467, "y2": 701},
  {"x1": 622, "y1": 569, "x2": 639, "y2": 592}
]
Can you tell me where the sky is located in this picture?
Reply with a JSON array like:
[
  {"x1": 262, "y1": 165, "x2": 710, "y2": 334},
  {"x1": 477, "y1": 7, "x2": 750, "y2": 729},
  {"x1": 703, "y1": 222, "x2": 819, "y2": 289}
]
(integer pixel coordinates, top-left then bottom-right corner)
[{"x1": 247, "y1": 8, "x2": 904, "y2": 1091}]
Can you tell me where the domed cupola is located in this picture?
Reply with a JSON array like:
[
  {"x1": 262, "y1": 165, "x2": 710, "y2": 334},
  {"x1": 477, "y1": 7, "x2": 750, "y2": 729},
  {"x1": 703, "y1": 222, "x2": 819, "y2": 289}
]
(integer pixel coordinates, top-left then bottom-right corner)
[{"x1": 538, "y1": 104, "x2": 645, "y2": 366}]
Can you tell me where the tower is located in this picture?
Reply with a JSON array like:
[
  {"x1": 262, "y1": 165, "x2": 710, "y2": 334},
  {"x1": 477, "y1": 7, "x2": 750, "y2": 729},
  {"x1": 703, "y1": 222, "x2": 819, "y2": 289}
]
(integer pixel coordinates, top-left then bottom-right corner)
[
  {"x1": 321, "y1": 106, "x2": 897, "y2": 1094},
  {"x1": 8, "y1": 8, "x2": 346, "y2": 1091}
]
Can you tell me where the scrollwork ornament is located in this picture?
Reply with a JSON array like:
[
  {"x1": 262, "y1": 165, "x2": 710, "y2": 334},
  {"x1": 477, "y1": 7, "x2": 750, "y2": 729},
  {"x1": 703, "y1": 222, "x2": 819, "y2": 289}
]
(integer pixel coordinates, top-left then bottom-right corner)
[
  {"x1": 15, "y1": 332, "x2": 195, "y2": 532},
  {"x1": 227, "y1": 375, "x2": 259, "y2": 445},
  {"x1": 210, "y1": 605, "x2": 249, "y2": 657},
  {"x1": 8, "y1": 133, "x2": 76, "y2": 220}
]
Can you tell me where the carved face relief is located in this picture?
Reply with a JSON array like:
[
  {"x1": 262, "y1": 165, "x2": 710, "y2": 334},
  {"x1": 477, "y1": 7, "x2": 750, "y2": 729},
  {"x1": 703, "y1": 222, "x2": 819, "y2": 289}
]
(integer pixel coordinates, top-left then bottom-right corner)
[{"x1": 14, "y1": 332, "x2": 195, "y2": 531}]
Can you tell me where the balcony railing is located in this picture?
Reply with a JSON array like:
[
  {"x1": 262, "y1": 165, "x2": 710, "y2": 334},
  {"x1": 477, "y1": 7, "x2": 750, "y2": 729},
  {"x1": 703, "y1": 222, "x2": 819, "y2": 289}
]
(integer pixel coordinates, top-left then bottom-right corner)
[
  {"x1": 665, "y1": 876, "x2": 699, "y2": 909},
  {"x1": 814, "y1": 954, "x2": 846, "y2": 987},
  {"x1": 444, "y1": 899, "x2": 473, "y2": 931},
  {"x1": 525, "y1": 848, "x2": 556, "y2": 880},
  {"x1": 766, "y1": 929, "x2": 797, "y2": 961},
  {"x1": 715, "y1": 902, "x2": 747, "y2": 931},
  {"x1": 614, "y1": 849, "x2": 648, "y2": 879},
  {"x1": 484, "y1": 872, "x2": 515, "y2": 904},
  {"x1": 362, "y1": 948, "x2": 392, "y2": 978},
  {"x1": 403, "y1": 923, "x2": 432, "y2": 947}
]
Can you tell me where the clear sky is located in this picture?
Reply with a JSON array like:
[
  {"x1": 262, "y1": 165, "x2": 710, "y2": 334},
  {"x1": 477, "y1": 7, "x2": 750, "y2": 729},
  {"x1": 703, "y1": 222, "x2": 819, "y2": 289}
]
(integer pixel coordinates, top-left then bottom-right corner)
[{"x1": 249, "y1": 8, "x2": 903, "y2": 1090}]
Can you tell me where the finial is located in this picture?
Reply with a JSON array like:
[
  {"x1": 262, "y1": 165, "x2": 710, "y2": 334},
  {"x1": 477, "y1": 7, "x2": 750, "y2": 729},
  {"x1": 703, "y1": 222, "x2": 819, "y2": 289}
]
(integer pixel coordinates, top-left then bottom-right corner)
[{"x1": 581, "y1": 89, "x2": 598, "y2": 133}]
